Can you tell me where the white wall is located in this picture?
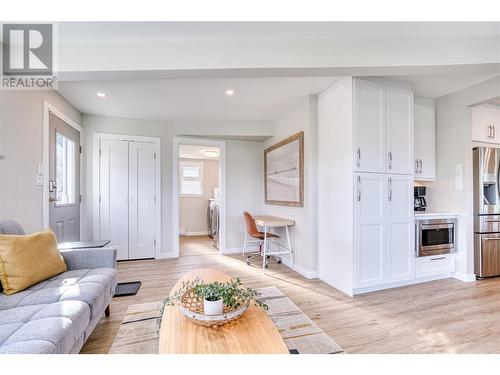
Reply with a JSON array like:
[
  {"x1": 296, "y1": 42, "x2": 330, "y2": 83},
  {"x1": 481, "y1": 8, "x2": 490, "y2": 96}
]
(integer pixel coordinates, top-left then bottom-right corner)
[
  {"x1": 427, "y1": 76, "x2": 500, "y2": 280},
  {"x1": 81, "y1": 115, "x2": 175, "y2": 255},
  {"x1": 81, "y1": 114, "x2": 264, "y2": 255},
  {"x1": 179, "y1": 158, "x2": 219, "y2": 234},
  {"x1": 0, "y1": 91, "x2": 81, "y2": 233},
  {"x1": 261, "y1": 96, "x2": 318, "y2": 277}
]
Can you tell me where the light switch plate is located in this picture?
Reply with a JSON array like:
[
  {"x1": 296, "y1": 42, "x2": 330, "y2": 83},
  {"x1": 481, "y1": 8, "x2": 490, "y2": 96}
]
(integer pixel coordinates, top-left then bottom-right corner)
[{"x1": 35, "y1": 173, "x2": 44, "y2": 186}]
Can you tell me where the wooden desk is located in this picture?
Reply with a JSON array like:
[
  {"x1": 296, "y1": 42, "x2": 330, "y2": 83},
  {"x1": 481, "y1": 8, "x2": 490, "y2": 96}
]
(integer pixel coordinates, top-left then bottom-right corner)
[
  {"x1": 158, "y1": 268, "x2": 289, "y2": 354},
  {"x1": 253, "y1": 215, "x2": 295, "y2": 269}
]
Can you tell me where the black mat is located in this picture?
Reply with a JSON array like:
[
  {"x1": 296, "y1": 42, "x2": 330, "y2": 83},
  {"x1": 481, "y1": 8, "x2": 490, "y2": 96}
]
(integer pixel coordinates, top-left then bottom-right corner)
[{"x1": 114, "y1": 281, "x2": 142, "y2": 297}]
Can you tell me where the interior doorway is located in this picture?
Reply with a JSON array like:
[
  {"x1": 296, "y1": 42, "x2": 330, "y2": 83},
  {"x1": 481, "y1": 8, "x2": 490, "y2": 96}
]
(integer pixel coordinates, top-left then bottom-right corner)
[{"x1": 173, "y1": 138, "x2": 225, "y2": 257}]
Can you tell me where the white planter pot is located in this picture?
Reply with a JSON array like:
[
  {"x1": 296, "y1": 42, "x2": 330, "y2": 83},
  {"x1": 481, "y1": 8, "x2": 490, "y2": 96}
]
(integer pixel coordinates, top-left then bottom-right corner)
[{"x1": 204, "y1": 298, "x2": 224, "y2": 315}]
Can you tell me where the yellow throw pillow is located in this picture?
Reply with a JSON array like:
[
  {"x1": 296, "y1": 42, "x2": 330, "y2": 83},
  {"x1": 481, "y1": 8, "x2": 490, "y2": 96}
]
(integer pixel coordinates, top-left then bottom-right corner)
[{"x1": 0, "y1": 229, "x2": 67, "y2": 295}]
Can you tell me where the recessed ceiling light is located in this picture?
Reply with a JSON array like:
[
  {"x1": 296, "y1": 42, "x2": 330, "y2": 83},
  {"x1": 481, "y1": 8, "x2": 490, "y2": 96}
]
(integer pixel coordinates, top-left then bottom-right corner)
[
  {"x1": 225, "y1": 89, "x2": 235, "y2": 96},
  {"x1": 204, "y1": 150, "x2": 219, "y2": 158},
  {"x1": 96, "y1": 92, "x2": 107, "y2": 98}
]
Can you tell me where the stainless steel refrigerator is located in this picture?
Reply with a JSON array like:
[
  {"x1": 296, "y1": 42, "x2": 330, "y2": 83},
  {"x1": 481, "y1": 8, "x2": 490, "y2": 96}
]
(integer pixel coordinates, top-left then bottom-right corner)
[{"x1": 474, "y1": 147, "x2": 500, "y2": 278}]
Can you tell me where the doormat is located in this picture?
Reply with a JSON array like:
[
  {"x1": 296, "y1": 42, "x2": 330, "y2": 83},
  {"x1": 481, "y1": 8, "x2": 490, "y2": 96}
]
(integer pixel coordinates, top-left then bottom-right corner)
[
  {"x1": 108, "y1": 286, "x2": 343, "y2": 354},
  {"x1": 114, "y1": 281, "x2": 142, "y2": 297}
]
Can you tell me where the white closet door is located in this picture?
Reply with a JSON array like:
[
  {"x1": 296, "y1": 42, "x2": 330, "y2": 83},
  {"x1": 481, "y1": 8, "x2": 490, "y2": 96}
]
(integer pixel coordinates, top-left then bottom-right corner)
[
  {"x1": 354, "y1": 79, "x2": 386, "y2": 173},
  {"x1": 128, "y1": 141, "x2": 156, "y2": 259},
  {"x1": 99, "y1": 139, "x2": 129, "y2": 261},
  {"x1": 386, "y1": 174, "x2": 415, "y2": 283},
  {"x1": 354, "y1": 173, "x2": 387, "y2": 289},
  {"x1": 385, "y1": 86, "x2": 414, "y2": 175}
]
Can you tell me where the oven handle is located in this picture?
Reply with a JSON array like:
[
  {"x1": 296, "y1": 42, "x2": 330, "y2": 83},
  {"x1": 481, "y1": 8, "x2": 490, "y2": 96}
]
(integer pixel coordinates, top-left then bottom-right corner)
[{"x1": 420, "y1": 224, "x2": 455, "y2": 230}]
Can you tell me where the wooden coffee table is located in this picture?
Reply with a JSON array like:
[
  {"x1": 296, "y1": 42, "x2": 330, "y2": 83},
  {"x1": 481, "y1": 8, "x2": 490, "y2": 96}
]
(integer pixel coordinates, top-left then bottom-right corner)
[{"x1": 158, "y1": 268, "x2": 289, "y2": 354}]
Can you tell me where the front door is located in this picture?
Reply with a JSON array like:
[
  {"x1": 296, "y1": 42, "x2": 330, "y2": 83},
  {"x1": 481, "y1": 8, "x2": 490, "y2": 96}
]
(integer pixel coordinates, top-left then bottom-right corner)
[{"x1": 48, "y1": 112, "x2": 81, "y2": 242}]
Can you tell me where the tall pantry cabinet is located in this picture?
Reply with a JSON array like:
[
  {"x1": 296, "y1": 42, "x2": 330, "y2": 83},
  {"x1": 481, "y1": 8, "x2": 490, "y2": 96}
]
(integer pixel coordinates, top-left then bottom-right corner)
[{"x1": 318, "y1": 77, "x2": 415, "y2": 296}]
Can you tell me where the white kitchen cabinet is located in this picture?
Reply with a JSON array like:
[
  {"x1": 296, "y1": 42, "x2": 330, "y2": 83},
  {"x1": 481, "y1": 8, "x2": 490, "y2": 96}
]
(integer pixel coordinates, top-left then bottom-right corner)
[
  {"x1": 472, "y1": 105, "x2": 500, "y2": 144},
  {"x1": 416, "y1": 254, "x2": 455, "y2": 278},
  {"x1": 354, "y1": 173, "x2": 386, "y2": 288},
  {"x1": 354, "y1": 173, "x2": 414, "y2": 289},
  {"x1": 354, "y1": 79, "x2": 386, "y2": 173},
  {"x1": 354, "y1": 79, "x2": 413, "y2": 175},
  {"x1": 414, "y1": 98, "x2": 436, "y2": 180},
  {"x1": 386, "y1": 174, "x2": 415, "y2": 282}
]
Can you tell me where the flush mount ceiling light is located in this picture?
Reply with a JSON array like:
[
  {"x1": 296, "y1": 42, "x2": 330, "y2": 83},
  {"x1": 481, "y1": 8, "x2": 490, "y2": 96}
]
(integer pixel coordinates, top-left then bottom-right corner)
[
  {"x1": 225, "y1": 89, "x2": 235, "y2": 96},
  {"x1": 96, "y1": 92, "x2": 107, "y2": 98},
  {"x1": 204, "y1": 150, "x2": 219, "y2": 158}
]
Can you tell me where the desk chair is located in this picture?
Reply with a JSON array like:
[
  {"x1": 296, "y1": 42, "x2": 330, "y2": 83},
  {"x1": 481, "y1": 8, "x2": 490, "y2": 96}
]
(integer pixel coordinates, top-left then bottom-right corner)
[{"x1": 242, "y1": 211, "x2": 281, "y2": 268}]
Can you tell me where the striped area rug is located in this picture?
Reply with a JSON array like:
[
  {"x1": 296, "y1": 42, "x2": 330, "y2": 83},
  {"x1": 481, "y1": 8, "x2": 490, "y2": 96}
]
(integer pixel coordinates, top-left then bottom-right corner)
[{"x1": 109, "y1": 286, "x2": 343, "y2": 354}]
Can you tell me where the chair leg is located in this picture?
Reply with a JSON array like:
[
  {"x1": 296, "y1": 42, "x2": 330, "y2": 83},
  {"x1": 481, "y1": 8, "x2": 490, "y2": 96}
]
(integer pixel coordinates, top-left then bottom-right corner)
[
  {"x1": 286, "y1": 225, "x2": 294, "y2": 268},
  {"x1": 263, "y1": 227, "x2": 268, "y2": 270},
  {"x1": 242, "y1": 231, "x2": 247, "y2": 257},
  {"x1": 105, "y1": 305, "x2": 110, "y2": 317}
]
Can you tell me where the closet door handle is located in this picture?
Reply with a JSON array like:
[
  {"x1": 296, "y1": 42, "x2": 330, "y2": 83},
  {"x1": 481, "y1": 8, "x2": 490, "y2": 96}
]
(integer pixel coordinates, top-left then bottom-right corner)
[
  {"x1": 356, "y1": 148, "x2": 361, "y2": 168},
  {"x1": 388, "y1": 152, "x2": 393, "y2": 170},
  {"x1": 357, "y1": 175, "x2": 361, "y2": 202},
  {"x1": 388, "y1": 177, "x2": 392, "y2": 202}
]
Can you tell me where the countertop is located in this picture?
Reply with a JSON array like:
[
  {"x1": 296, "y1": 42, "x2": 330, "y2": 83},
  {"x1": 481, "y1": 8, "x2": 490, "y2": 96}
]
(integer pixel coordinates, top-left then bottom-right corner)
[{"x1": 414, "y1": 211, "x2": 460, "y2": 219}]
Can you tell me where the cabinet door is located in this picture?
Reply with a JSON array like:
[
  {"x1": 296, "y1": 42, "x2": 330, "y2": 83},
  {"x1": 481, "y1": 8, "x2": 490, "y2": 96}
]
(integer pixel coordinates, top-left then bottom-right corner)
[
  {"x1": 386, "y1": 86, "x2": 414, "y2": 175},
  {"x1": 414, "y1": 99, "x2": 436, "y2": 180},
  {"x1": 354, "y1": 79, "x2": 386, "y2": 173},
  {"x1": 387, "y1": 174, "x2": 415, "y2": 283},
  {"x1": 472, "y1": 105, "x2": 500, "y2": 144},
  {"x1": 98, "y1": 139, "x2": 129, "y2": 261},
  {"x1": 354, "y1": 173, "x2": 387, "y2": 288},
  {"x1": 129, "y1": 141, "x2": 157, "y2": 260}
]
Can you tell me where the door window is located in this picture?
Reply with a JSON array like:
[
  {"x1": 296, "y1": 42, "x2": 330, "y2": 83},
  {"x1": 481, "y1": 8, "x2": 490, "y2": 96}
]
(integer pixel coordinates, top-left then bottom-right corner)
[{"x1": 55, "y1": 132, "x2": 76, "y2": 205}]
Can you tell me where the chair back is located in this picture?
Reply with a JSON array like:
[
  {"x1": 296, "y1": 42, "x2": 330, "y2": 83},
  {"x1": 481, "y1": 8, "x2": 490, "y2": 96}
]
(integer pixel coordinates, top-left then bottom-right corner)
[{"x1": 243, "y1": 212, "x2": 261, "y2": 238}]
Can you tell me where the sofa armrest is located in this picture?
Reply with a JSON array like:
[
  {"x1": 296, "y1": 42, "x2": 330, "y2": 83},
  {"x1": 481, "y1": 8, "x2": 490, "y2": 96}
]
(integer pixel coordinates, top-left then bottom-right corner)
[{"x1": 60, "y1": 247, "x2": 117, "y2": 270}]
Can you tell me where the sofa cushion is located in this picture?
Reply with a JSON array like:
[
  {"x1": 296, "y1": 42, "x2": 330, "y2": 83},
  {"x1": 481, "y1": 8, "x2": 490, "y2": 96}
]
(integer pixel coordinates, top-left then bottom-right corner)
[
  {"x1": 0, "y1": 267, "x2": 117, "y2": 354},
  {"x1": 0, "y1": 229, "x2": 67, "y2": 295}
]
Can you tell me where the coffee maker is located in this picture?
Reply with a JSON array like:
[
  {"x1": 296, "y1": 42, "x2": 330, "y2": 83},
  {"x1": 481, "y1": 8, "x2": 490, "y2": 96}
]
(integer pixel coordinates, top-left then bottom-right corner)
[{"x1": 414, "y1": 186, "x2": 427, "y2": 211}]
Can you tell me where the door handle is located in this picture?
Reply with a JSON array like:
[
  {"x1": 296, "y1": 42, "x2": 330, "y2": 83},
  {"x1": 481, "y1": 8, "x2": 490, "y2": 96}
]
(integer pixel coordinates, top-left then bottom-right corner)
[
  {"x1": 415, "y1": 159, "x2": 419, "y2": 174},
  {"x1": 388, "y1": 152, "x2": 393, "y2": 170},
  {"x1": 430, "y1": 257, "x2": 446, "y2": 261},
  {"x1": 419, "y1": 160, "x2": 423, "y2": 174},
  {"x1": 388, "y1": 176, "x2": 392, "y2": 202},
  {"x1": 356, "y1": 148, "x2": 361, "y2": 168},
  {"x1": 357, "y1": 175, "x2": 361, "y2": 202},
  {"x1": 484, "y1": 237, "x2": 500, "y2": 241},
  {"x1": 493, "y1": 125, "x2": 496, "y2": 139}
]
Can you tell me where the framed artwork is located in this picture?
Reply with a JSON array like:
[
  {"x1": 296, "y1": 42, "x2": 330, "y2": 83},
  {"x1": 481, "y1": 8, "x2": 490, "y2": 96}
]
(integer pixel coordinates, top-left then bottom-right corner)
[{"x1": 264, "y1": 131, "x2": 304, "y2": 207}]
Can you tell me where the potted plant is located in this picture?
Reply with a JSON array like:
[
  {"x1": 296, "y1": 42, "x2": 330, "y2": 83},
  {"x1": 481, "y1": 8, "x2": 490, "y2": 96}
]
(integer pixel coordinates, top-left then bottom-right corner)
[{"x1": 164, "y1": 277, "x2": 268, "y2": 316}]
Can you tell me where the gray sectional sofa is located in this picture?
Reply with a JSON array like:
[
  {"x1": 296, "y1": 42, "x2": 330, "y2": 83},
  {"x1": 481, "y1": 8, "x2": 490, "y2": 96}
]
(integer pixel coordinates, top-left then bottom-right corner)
[{"x1": 0, "y1": 220, "x2": 118, "y2": 354}]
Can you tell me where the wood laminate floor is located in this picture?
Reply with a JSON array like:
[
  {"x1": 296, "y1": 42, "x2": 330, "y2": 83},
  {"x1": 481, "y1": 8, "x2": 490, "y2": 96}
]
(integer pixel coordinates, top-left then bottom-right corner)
[{"x1": 81, "y1": 235, "x2": 500, "y2": 354}]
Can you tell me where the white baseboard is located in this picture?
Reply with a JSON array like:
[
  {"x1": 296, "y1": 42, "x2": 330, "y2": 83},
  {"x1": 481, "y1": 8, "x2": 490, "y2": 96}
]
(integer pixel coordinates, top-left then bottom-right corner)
[
  {"x1": 181, "y1": 231, "x2": 211, "y2": 237},
  {"x1": 222, "y1": 246, "x2": 259, "y2": 255},
  {"x1": 452, "y1": 272, "x2": 476, "y2": 282}
]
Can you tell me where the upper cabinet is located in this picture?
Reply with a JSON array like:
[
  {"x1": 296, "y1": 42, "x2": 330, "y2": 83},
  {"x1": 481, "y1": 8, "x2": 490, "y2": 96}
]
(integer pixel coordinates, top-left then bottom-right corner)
[
  {"x1": 414, "y1": 97, "x2": 436, "y2": 180},
  {"x1": 472, "y1": 105, "x2": 500, "y2": 144},
  {"x1": 354, "y1": 79, "x2": 414, "y2": 175}
]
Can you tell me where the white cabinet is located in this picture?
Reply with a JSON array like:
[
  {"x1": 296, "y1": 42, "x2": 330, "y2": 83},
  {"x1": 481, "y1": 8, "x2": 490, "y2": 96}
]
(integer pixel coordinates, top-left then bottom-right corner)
[
  {"x1": 416, "y1": 254, "x2": 455, "y2": 278},
  {"x1": 354, "y1": 80, "x2": 386, "y2": 173},
  {"x1": 414, "y1": 98, "x2": 436, "y2": 180},
  {"x1": 354, "y1": 173, "x2": 386, "y2": 288},
  {"x1": 472, "y1": 105, "x2": 500, "y2": 144},
  {"x1": 354, "y1": 79, "x2": 414, "y2": 175},
  {"x1": 354, "y1": 173, "x2": 414, "y2": 289}
]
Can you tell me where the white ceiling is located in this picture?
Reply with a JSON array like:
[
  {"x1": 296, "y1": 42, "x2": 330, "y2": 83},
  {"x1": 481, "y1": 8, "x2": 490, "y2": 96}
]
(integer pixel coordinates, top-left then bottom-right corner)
[
  {"x1": 385, "y1": 72, "x2": 500, "y2": 98},
  {"x1": 179, "y1": 145, "x2": 220, "y2": 160},
  {"x1": 57, "y1": 76, "x2": 341, "y2": 121},
  {"x1": 57, "y1": 22, "x2": 500, "y2": 44}
]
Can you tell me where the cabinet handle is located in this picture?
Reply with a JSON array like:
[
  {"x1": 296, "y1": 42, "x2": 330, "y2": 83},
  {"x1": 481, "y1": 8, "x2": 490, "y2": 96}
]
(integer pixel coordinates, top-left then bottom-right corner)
[
  {"x1": 356, "y1": 148, "x2": 361, "y2": 168},
  {"x1": 388, "y1": 176, "x2": 392, "y2": 202},
  {"x1": 419, "y1": 160, "x2": 423, "y2": 174},
  {"x1": 415, "y1": 159, "x2": 419, "y2": 174},
  {"x1": 488, "y1": 125, "x2": 493, "y2": 138},
  {"x1": 493, "y1": 125, "x2": 496, "y2": 139},
  {"x1": 388, "y1": 152, "x2": 393, "y2": 170},
  {"x1": 430, "y1": 257, "x2": 446, "y2": 261},
  {"x1": 357, "y1": 175, "x2": 361, "y2": 202}
]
